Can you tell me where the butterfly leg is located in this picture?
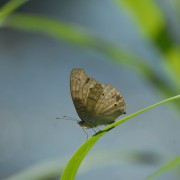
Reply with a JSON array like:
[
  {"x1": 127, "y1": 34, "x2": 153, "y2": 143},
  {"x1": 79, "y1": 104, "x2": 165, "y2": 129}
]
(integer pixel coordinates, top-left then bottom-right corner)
[
  {"x1": 82, "y1": 128, "x2": 89, "y2": 140},
  {"x1": 96, "y1": 127, "x2": 100, "y2": 131},
  {"x1": 91, "y1": 128, "x2": 97, "y2": 134},
  {"x1": 86, "y1": 121, "x2": 97, "y2": 134}
]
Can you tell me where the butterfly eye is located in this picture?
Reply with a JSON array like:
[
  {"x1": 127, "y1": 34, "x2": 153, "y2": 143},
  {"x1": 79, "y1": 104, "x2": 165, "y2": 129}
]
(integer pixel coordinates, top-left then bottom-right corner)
[{"x1": 114, "y1": 103, "x2": 117, "y2": 106}]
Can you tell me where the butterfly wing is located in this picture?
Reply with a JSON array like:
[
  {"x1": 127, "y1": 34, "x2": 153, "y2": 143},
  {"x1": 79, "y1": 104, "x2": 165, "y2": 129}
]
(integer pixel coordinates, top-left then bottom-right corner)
[
  {"x1": 88, "y1": 83, "x2": 126, "y2": 126},
  {"x1": 70, "y1": 68, "x2": 126, "y2": 128},
  {"x1": 70, "y1": 68, "x2": 99, "y2": 121}
]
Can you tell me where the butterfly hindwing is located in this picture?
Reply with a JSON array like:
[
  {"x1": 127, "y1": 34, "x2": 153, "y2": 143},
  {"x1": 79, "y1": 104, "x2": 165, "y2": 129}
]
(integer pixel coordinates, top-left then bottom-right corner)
[{"x1": 90, "y1": 83, "x2": 126, "y2": 125}]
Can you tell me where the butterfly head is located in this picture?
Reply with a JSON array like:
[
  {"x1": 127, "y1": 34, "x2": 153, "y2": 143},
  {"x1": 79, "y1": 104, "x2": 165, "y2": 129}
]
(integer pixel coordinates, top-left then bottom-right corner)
[{"x1": 77, "y1": 120, "x2": 92, "y2": 129}]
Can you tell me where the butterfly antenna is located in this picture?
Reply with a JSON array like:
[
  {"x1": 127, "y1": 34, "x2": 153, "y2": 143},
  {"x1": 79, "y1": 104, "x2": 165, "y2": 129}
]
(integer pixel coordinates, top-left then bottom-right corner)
[
  {"x1": 57, "y1": 116, "x2": 89, "y2": 140},
  {"x1": 56, "y1": 116, "x2": 79, "y2": 122}
]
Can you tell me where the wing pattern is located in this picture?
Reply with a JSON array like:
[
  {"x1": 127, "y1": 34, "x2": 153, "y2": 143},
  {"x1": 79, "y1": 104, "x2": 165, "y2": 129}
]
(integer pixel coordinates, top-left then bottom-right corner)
[{"x1": 70, "y1": 68, "x2": 126, "y2": 128}]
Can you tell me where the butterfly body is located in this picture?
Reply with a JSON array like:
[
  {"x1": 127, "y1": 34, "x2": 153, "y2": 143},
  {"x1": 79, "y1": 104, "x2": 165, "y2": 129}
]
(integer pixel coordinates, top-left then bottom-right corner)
[{"x1": 70, "y1": 68, "x2": 126, "y2": 129}]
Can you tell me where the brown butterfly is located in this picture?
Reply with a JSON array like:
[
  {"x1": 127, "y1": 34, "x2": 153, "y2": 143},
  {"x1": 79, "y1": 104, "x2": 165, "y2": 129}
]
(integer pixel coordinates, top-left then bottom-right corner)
[{"x1": 70, "y1": 68, "x2": 126, "y2": 129}]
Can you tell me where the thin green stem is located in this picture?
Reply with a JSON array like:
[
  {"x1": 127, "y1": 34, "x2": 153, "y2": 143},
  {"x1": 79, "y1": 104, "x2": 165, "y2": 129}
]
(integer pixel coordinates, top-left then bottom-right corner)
[
  {"x1": 146, "y1": 156, "x2": 180, "y2": 180},
  {"x1": 60, "y1": 95, "x2": 180, "y2": 180}
]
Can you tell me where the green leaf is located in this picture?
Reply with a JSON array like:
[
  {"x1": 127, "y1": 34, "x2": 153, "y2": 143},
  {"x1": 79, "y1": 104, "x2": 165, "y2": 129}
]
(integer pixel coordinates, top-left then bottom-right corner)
[
  {"x1": 146, "y1": 156, "x2": 180, "y2": 180},
  {"x1": 115, "y1": 0, "x2": 165, "y2": 38},
  {"x1": 115, "y1": 0, "x2": 176, "y2": 59},
  {"x1": 60, "y1": 95, "x2": 180, "y2": 180},
  {"x1": 0, "y1": 0, "x2": 28, "y2": 25},
  {"x1": 3, "y1": 13, "x2": 179, "y2": 101},
  {"x1": 165, "y1": 46, "x2": 180, "y2": 90}
]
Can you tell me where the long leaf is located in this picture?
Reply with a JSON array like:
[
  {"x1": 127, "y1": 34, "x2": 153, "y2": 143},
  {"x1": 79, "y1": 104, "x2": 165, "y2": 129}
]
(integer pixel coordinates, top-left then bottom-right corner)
[
  {"x1": 146, "y1": 156, "x2": 180, "y2": 180},
  {"x1": 60, "y1": 95, "x2": 180, "y2": 180},
  {"x1": 3, "y1": 13, "x2": 179, "y2": 101},
  {"x1": 0, "y1": 0, "x2": 28, "y2": 25}
]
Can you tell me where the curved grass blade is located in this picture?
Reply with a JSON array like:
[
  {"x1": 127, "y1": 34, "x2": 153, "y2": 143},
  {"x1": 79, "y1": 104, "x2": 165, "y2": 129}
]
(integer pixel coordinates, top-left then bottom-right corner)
[
  {"x1": 0, "y1": 0, "x2": 28, "y2": 25},
  {"x1": 3, "y1": 13, "x2": 179, "y2": 101},
  {"x1": 115, "y1": 0, "x2": 165, "y2": 38},
  {"x1": 146, "y1": 156, "x2": 180, "y2": 180},
  {"x1": 60, "y1": 95, "x2": 180, "y2": 180}
]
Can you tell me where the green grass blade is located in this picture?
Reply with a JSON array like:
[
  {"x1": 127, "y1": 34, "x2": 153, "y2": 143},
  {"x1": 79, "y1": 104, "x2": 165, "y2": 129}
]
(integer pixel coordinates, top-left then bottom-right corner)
[
  {"x1": 60, "y1": 95, "x2": 180, "y2": 180},
  {"x1": 115, "y1": 0, "x2": 165, "y2": 38},
  {"x1": 146, "y1": 156, "x2": 180, "y2": 180},
  {"x1": 2, "y1": 14, "x2": 150, "y2": 70},
  {"x1": 0, "y1": 0, "x2": 28, "y2": 25},
  {"x1": 3, "y1": 13, "x2": 179, "y2": 100}
]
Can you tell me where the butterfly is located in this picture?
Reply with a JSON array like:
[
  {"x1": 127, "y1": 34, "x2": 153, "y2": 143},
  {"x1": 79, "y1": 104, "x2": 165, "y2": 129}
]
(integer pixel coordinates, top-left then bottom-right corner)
[{"x1": 70, "y1": 68, "x2": 126, "y2": 129}]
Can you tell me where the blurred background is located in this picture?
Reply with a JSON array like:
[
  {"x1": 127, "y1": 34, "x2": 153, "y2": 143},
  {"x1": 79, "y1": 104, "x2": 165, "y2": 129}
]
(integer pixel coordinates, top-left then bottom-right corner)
[{"x1": 0, "y1": 0, "x2": 180, "y2": 179}]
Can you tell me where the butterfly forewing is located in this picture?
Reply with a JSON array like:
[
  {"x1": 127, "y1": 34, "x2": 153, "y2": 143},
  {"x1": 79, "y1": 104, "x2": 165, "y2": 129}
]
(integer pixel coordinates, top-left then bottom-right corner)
[{"x1": 70, "y1": 68, "x2": 89, "y2": 120}]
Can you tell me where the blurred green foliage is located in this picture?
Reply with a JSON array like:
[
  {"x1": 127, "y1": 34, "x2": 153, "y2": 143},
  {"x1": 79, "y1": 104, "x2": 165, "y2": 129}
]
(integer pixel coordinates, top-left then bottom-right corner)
[
  {"x1": 1, "y1": 0, "x2": 180, "y2": 110},
  {"x1": 146, "y1": 156, "x2": 180, "y2": 180},
  {"x1": 0, "y1": 0, "x2": 27, "y2": 25},
  {"x1": 116, "y1": 0, "x2": 180, "y2": 93},
  {"x1": 1, "y1": 0, "x2": 180, "y2": 103},
  {"x1": 1, "y1": 0, "x2": 180, "y2": 179},
  {"x1": 116, "y1": 0, "x2": 165, "y2": 38}
]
